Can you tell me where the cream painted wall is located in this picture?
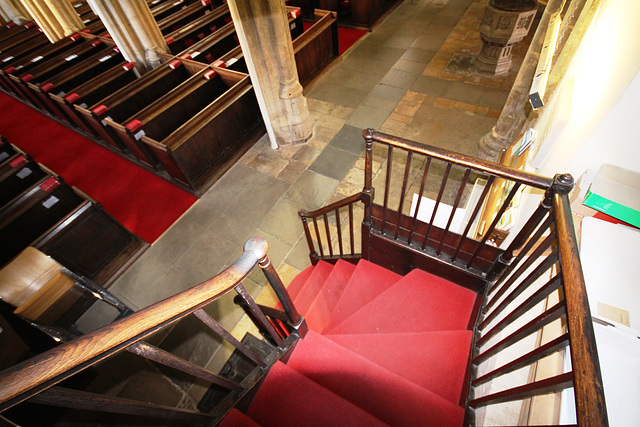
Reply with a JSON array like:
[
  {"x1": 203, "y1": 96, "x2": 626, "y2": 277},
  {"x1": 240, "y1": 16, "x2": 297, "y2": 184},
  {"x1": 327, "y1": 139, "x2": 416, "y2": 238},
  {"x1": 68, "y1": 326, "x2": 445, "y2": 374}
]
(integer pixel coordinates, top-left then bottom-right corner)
[{"x1": 537, "y1": 0, "x2": 640, "y2": 178}]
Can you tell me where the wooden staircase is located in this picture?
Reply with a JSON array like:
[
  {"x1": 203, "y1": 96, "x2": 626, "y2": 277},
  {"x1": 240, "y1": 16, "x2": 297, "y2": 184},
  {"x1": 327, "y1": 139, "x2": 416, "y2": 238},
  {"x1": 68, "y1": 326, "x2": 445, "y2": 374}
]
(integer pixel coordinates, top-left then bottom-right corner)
[{"x1": 221, "y1": 259, "x2": 476, "y2": 426}]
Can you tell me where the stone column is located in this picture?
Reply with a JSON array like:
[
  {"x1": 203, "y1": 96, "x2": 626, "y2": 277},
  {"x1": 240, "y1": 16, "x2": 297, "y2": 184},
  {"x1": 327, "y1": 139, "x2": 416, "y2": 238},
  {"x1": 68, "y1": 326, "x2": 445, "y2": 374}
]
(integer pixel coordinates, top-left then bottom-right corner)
[
  {"x1": 0, "y1": 0, "x2": 31, "y2": 24},
  {"x1": 478, "y1": 0, "x2": 564, "y2": 159},
  {"x1": 227, "y1": 0, "x2": 313, "y2": 148},
  {"x1": 475, "y1": 0, "x2": 538, "y2": 75},
  {"x1": 20, "y1": 0, "x2": 84, "y2": 42},
  {"x1": 86, "y1": 0, "x2": 169, "y2": 72}
]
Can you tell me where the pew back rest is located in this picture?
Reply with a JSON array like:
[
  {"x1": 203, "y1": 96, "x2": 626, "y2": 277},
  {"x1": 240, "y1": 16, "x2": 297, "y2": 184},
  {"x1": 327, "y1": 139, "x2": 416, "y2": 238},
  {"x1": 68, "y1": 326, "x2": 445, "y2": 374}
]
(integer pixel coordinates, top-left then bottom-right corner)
[
  {"x1": 127, "y1": 70, "x2": 229, "y2": 141},
  {"x1": 69, "y1": 65, "x2": 138, "y2": 108},
  {"x1": 44, "y1": 50, "x2": 124, "y2": 95},
  {"x1": 95, "y1": 64, "x2": 193, "y2": 122}
]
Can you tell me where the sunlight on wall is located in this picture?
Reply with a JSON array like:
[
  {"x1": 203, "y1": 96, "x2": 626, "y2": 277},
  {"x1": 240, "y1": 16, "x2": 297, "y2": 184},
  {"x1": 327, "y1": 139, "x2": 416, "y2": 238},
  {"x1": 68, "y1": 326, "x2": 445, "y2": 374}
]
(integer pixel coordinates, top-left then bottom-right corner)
[{"x1": 537, "y1": 0, "x2": 640, "y2": 177}]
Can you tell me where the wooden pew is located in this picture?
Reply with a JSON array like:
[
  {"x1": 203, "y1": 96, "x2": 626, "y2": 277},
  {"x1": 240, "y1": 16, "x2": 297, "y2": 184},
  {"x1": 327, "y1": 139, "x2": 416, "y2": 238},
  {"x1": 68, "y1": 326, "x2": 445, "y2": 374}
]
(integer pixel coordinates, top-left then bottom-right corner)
[
  {"x1": 77, "y1": 58, "x2": 205, "y2": 168},
  {"x1": 3, "y1": 36, "x2": 103, "y2": 110},
  {"x1": 0, "y1": 163, "x2": 146, "y2": 285},
  {"x1": 0, "y1": 23, "x2": 46, "y2": 56},
  {"x1": 151, "y1": 0, "x2": 199, "y2": 22},
  {"x1": 0, "y1": 22, "x2": 39, "y2": 47},
  {"x1": 135, "y1": 68, "x2": 263, "y2": 194},
  {"x1": 53, "y1": 62, "x2": 139, "y2": 150},
  {"x1": 164, "y1": 4, "x2": 232, "y2": 55},
  {"x1": 0, "y1": 155, "x2": 50, "y2": 209},
  {"x1": 1, "y1": 35, "x2": 88, "y2": 98},
  {"x1": 157, "y1": 1, "x2": 214, "y2": 35},
  {"x1": 27, "y1": 47, "x2": 124, "y2": 128},
  {"x1": 182, "y1": 9, "x2": 338, "y2": 86},
  {"x1": 0, "y1": 138, "x2": 17, "y2": 166}
]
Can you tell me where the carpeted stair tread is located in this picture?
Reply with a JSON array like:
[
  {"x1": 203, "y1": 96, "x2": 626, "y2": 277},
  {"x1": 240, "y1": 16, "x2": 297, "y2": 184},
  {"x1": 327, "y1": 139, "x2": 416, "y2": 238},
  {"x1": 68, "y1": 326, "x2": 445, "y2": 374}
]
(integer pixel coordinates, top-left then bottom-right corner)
[
  {"x1": 328, "y1": 268, "x2": 477, "y2": 335},
  {"x1": 325, "y1": 259, "x2": 401, "y2": 332},
  {"x1": 305, "y1": 259, "x2": 356, "y2": 333},
  {"x1": 327, "y1": 330, "x2": 472, "y2": 403},
  {"x1": 286, "y1": 330, "x2": 465, "y2": 427},
  {"x1": 248, "y1": 361, "x2": 389, "y2": 427},
  {"x1": 275, "y1": 264, "x2": 314, "y2": 310},
  {"x1": 219, "y1": 408, "x2": 262, "y2": 427},
  {"x1": 292, "y1": 260, "x2": 333, "y2": 314}
]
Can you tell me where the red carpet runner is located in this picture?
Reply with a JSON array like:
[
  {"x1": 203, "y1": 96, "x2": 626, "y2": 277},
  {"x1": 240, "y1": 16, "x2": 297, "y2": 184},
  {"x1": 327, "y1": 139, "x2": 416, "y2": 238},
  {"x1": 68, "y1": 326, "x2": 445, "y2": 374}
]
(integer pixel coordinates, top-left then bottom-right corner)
[
  {"x1": 221, "y1": 260, "x2": 478, "y2": 426},
  {"x1": 0, "y1": 92, "x2": 197, "y2": 243}
]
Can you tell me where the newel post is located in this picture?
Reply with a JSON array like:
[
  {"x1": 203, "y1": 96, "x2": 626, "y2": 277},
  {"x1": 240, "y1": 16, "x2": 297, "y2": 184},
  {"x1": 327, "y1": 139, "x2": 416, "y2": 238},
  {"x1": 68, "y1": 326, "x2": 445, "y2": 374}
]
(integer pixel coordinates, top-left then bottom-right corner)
[
  {"x1": 361, "y1": 129, "x2": 376, "y2": 261},
  {"x1": 244, "y1": 238, "x2": 307, "y2": 338}
]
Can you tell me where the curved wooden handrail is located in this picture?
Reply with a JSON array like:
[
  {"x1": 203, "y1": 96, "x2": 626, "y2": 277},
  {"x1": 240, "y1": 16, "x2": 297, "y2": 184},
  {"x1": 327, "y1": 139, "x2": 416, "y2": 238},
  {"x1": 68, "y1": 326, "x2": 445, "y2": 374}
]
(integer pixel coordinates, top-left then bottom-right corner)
[
  {"x1": 0, "y1": 237, "x2": 270, "y2": 412},
  {"x1": 365, "y1": 129, "x2": 554, "y2": 190},
  {"x1": 553, "y1": 191, "x2": 609, "y2": 426},
  {"x1": 298, "y1": 192, "x2": 362, "y2": 218}
]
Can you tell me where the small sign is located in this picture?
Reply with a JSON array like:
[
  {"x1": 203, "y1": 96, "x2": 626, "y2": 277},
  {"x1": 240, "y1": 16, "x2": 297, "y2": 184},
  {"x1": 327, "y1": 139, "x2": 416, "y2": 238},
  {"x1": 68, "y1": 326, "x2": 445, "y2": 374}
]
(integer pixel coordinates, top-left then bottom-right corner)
[
  {"x1": 42, "y1": 195, "x2": 59, "y2": 209},
  {"x1": 16, "y1": 167, "x2": 32, "y2": 179}
]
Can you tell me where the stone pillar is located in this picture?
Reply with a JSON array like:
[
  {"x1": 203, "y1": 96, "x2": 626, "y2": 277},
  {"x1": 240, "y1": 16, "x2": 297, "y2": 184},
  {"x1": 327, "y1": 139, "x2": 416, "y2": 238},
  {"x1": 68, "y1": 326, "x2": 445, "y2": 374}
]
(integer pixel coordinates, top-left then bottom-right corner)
[
  {"x1": 478, "y1": 0, "x2": 564, "y2": 159},
  {"x1": 86, "y1": 0, "x2": 169, "y2": 72},
  {"x1": 20, "y1": 0, "x2": 84, "y2": 42},
  {"x1": 0, "y1": 0, "x2": 31, "y2": 24},
  {"x1": 227, "y1": 0, "x2": 313, "y2": 148},
  {"x1": 475, "y1": 0, "x2": 538, "y2": 75}
]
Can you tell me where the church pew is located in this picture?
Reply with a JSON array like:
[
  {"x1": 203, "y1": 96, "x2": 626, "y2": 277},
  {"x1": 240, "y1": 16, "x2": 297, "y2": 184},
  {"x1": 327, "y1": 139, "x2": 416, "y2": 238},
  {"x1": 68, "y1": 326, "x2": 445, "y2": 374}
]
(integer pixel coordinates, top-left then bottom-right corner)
[
  {"x1": 27, "y1": 47, "x2": 124, "y2": 129},
  {"x1": 54, "y1": 62, "x2": 139, "y2": 151},
  {"x1": 0, "y1": 35, "x2": 52, "y2": 70},
  {"x1": 151, "y1": 0, "x2": 199, "y2": 22},
  {"x1": 5, "y1": 37, "x2": 105, "y2": 111},
  {"x1": 0, "y1": 137, "x2": 17, "y2": 166},
  {"x1": 291, "y1": 8, "x2": 339, "y2": 86},
  {"x1": 1, "y1": 35, "x2": 88, "y2": 99},
  {"x1": 0, "y1": 22, "x2": 46, "y2": 55},
  {"x1": 0, "y1": 21, "x2": 39, "y2": 47},
  {"x1": 0, "y1": 175, "x2": 84, "y2": 268},
  {"x1": 76, "y1": 58, "x2": 205, "y2": 168},
  {"x1": 0, "y1": 167, "x2": 146, "y2": 285},
  {"x1": 164, "y1": 5, "x2": 232, "y2": 55},
  {"x1": 175, "y1": 22, "x2": 239, "y2": 66},
  {"x1": 137, "y1": 69, "x2": 263, "y2": 193},
  {"x1": 180, "y1": 9, "x2": 338, "y2": 86},
  {"x1": 0, "y1": 155, "x2": 50, "y2": 209},
  {"x1": 157, "y1": 1, "x2": 215, "y2": 35}
]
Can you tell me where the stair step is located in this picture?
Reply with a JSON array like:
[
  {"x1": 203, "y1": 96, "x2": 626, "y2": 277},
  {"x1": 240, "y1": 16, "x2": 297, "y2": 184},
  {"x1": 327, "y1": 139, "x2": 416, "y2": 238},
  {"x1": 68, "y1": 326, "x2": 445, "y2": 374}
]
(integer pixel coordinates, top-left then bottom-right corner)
[
  {"x1": 248, "y1": 361, "x2": 389, "y2": 427},
  {"x1": 305, "y1": 259, "x2": 356, "y2": 333},
  {"x1": 287, "y1": 330, "x2": 465, "y2": 427},
  {"x1": 283, "y1": 264, "x2": 314, "y2": 303},
  {"x1": 328, "y1": 330, "x2": 472, "y2": 403},
  {"x1": 219, "y1": 408, "x2": 261, "y2": 427},
  {"x1": 328, "y1": 268, "x2": 477, "y2": 335},
  {"x1": 292, "y1": 260, "x2": 333, "y2": 315},
  {"x1": 325, "y1": 259, "x2": 401, "y2": 332}
]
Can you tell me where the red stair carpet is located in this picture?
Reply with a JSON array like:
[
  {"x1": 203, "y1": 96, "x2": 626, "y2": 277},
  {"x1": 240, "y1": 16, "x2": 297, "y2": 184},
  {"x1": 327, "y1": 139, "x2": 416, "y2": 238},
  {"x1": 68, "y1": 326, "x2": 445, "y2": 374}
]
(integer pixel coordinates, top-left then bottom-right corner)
[
  {"x1": 220, "y1": 259, "x2": 478, "y2": 427},
  {"x1": 0, "y1": 91, "x2": 197, "y2": 243}
]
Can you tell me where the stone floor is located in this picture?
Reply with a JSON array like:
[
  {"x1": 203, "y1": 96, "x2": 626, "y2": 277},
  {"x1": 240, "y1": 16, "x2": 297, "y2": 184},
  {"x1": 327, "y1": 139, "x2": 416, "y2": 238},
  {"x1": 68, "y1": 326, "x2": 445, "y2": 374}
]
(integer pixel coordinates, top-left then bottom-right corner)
[{"x1": 75, "y1": 0, "x2": 531, "y2": 414}]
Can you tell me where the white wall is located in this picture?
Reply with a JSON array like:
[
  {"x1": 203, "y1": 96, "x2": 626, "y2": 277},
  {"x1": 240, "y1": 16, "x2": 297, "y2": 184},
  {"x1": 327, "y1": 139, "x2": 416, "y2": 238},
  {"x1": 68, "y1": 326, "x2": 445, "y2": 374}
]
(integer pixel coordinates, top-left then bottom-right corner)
[{"x1": 537, "y1": 0, "x2": 640, "y2": 178}]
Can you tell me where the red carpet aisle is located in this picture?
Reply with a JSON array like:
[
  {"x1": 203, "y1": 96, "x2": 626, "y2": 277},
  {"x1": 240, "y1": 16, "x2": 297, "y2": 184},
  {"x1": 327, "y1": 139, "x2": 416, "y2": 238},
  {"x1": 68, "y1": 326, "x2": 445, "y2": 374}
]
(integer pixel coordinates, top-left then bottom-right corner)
[
  {"x1": 220, "y1": 260, "x2": 477, "y2": 426},
  {"x1": 0, "y1": 92, "x2": 197, "y2": 243}
]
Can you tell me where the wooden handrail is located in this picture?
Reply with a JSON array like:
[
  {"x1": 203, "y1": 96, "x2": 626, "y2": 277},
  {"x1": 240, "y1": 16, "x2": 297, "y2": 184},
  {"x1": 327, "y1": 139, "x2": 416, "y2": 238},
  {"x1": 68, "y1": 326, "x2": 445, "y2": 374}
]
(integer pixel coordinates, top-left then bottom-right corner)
[
  {"x1": 0, "y1": 237, "x2": 270, "y2": 412},
  {"x1": 364, "y1": 129, "x2": 554, "y2": 190},
  {"x1": 552, "y1": 176, "x2": 608, "y2": 426}
]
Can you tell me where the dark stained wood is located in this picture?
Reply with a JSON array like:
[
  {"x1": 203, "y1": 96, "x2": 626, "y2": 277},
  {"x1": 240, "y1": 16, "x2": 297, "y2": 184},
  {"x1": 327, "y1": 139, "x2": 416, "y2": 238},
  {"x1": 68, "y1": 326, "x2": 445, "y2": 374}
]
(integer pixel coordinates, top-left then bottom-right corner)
[
  {"x1": 552, "y1": 185, "x2": 609, "y2": 426},
  {"x1": 469, "y1": 372, "x2": 574, "y2": 407},
  {"x1": 29, "y1": 387, "x2": 211, "y2": 421}
]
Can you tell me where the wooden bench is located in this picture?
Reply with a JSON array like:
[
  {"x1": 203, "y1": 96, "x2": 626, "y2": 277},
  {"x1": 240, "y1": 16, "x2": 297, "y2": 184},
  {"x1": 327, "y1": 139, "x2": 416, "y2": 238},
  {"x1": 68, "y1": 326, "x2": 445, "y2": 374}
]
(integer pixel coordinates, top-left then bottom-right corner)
[
  {"x1": 164, "y1": 4, "x2": 232, "y2": 55},
  {"x1": 135, "y1": 68, "x2": 263, "y2": 194},
  {"x1": 174, "y1": 22, "x2": 240, "y2": 65},
  {"x1": 157, "y1": 1, "x2": 215, "y2": 35},
  {"x1": 27, "y1": 47, "x2": 124, "y2": 127},
  {"x1": 290, "y1": 0, "x2": 401, "y2": 30},
  {"x1": 0, "y1": 154, "x2": 50, "y2": 209},
  {"x1": 79, "y1": 58, "x2": 210, "y2": 168},
  {"x1": 0, "y1": 23, "x2": 46, "y2": 56},
  {"x1": 0, "y1": 34, "x2": 86, "y2": 99},
  {"x1": 6, "y1": 38, "x2": 107, "y2": 112},
  {"x1": 0, "y1": 160, "x2": 146, "y2": 285},
  {"x1": 53, "y1": 62, "x2": 139, "y2": 150}
]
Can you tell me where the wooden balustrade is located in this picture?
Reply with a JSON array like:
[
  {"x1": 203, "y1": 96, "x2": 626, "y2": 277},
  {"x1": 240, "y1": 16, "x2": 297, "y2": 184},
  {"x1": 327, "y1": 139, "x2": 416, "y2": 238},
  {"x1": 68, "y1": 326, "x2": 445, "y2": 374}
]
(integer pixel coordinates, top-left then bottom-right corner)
[
  {"x1": 298, "y1": 129, "x2": 608, "y2": 426},
  {"x1": 0, "y1": 237, "x2": 305, "y2": 425}
]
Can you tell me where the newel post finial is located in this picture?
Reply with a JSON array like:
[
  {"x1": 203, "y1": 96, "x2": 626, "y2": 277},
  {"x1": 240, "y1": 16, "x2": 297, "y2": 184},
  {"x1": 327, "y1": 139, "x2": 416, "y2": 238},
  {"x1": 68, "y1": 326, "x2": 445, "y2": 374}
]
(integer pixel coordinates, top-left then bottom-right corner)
[
  {"x1": 552, "y1": 173, "x2": 574, "y2": 194},
  {"x1": 244, "y1": 237, "x2": 268, "y2": 262}
]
